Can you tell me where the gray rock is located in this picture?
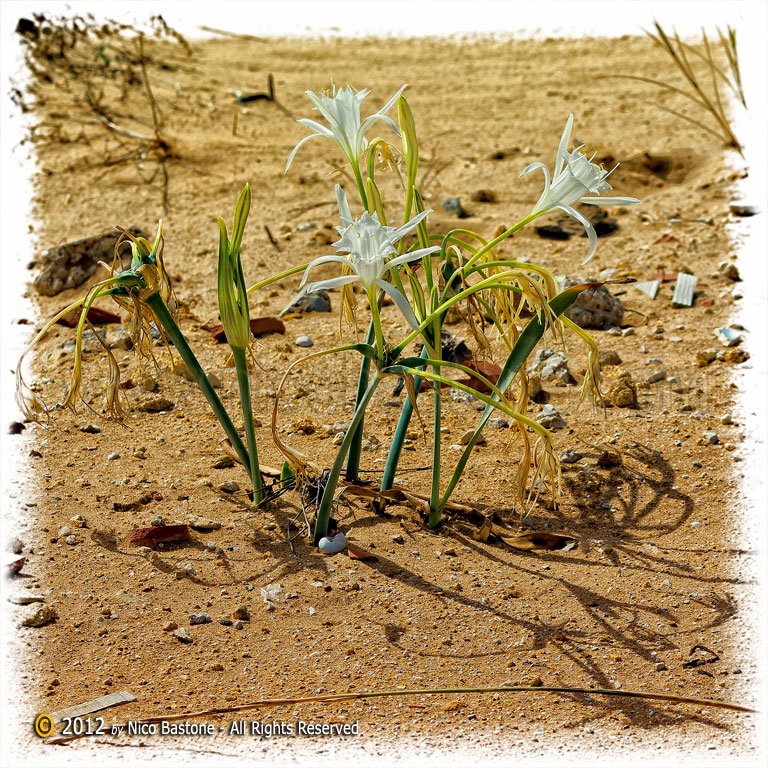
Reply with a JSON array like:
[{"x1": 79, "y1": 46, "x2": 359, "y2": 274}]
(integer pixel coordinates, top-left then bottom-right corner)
[
  {"x1": 559, "y1": 277, "x2": 624, "y2": 329},
  {"x1": 64, "y1": 534, "x2": 78, "y2": 546},
  {"x1": 107, "y1": 451, "x2": 120, "y2": 461},
  {"x1": 442, "y1": 197, "x2": 469, "y2": 218},
  {"x1": 189, "y1": 613, "x2": 212, "y2": 625},
  {"x1": 9, "y1": 537, "x2": 23, "y2": 555},
  {"x1": 729, "y1": 201, "x2": 758, "y2": 217},
  {"x1": 599, "y1": 350, "x2": 622, "y2": 368},
  {"x1": 488, "y1": 418, "x2": 510, "y2": 429},
  {"x1": 233, "y1": 604, "x2": 250, "y2": 621},
  {"x1": 718, "y1": 261, "x2": 741, "y2": 281},
  {"x1": 173, "y1": 627, "x2": 193, "y2": 643},
  {"x1": 529, "y1": 348, "x2": 573, "y2": 384},
  {"x1": 188, "y1": 515, "x2": 222, "y2": 531},
  {"x1": 294, "y1": 336, "x2": 314, "y2": 348},
  {"x1": 109, "y1": 327, "x2": 134, "y2": 351},
  {"x1": 21, "y1": 606, "x2": 57, "y2": 627},
  {"x1": 136, "y1": 396, "x2": 174, "y2": 413},
  {"x1": 703, "y1": 432, "x2": 720, "y2": 445},
  {"x1": 80, "y1": 424, "x2": 101, "y2": 434},
  {"x1": 219, "y1": 619, "x2": 233, "y2": 626},
  {"x1": 559, "y1": 448, "x2": 583, "y2": 464},
  {"x1": 536, "y1": 404, "x2": 566, "y2": 430},
  {"x1": 645, "y1": 370, "x2": 666, "y2": 384},
  {"x1": 280, "y1": 288, "x2": 332, "y2": 316},
  {"x1": 33, "y1": 227, "x2": 144, "y2": 296},
  {"x1": 460, "y1": 429, "x2": 486, "y2": 445},
  {"x1": 218, "y1": 481, "x2": 240, "y2": 494}
]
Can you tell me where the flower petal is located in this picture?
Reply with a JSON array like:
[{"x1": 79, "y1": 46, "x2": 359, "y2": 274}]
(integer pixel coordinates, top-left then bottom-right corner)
[
  {"x1": 299, "y1": 254, "x2": 355, "y2": 287},
  {"x1": 386, "y1": 246, "x2": 441, "y2": 270},
  {"x1": 580, "y1": 196, "x2": 641, "y2": 206},
  {"x1": 306, "y1": 275, "x2": 359, "y2": 293},
  {"x1": 390, "y1": 208, "x2": 432, "y2": 242},
  {"x1": 335, "y1": 185, "x2": 353, "y2": 224},
  {"x1": 557, "y1": 204, "x2": 598, "y2": 263},
  {"x1": 554, "y1": 114, "x2": 574, "y2": 177},
  {"x1": 286, "y1": 133, "x2": 322, "y2": 171},
  {"x1": 296, "y1": 118, "x2": 334, "y2": 136},
  {"x1": 374, "y1": 278, "x2": 421, "y2": 330}
]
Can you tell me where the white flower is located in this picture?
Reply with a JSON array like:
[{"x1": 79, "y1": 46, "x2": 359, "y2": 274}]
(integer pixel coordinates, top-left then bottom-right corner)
[
  {"x1": 300, "y1": 186, "x2": 439, "y2": 329},
  {"x1": 521, "y1": 114, "x2": 640, "y2": 262},
  {"x1": 286, "y1": 83, "x2": 407, "y2": 171}
]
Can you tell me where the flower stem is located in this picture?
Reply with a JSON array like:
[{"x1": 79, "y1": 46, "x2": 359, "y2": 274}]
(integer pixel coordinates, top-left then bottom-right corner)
[
  {"x1": 146, "y1": 293, "x2": 251, "y2": 473},
  {"x1": 380, "y1": 345, "x2": 429, "y2": 493},
  {"x1": 428, "y1": 317, "x2": 443, "y2": 528},
  {"x1": 344, "y1": 320, "x2": 375, "y2": 482},
  {"x1": 315, "y1": 374, "x2": 382, "y2": 544},
  {"x1": 232, "y1": 346, "x2": 264, "y2": 505}
]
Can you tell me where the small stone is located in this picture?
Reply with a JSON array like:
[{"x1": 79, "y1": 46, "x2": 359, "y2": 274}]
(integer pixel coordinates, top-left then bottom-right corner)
[
  {"x1": 64, "y1": 534, "x2": 78, "y2": 546},
  {"x1": 176, "y1": 563, "x2": 196, "y2": 579},
  {"x1": 150, "y1": 515, "x2": 166, "y2": 527},
  {"x1": 529, "y1": 348, "x2": 573, "y2": 385},
  {"x1": 716, "y1": 327, "x2": 743, "y2": 347},
  {"x1": 218, "y1": 481, "x2": 240, "y2": 494},
  {"x1": 470, "y1": 189, "x2": 497, "y2": 203},
  {"x1": 460, "y1": 429, "x2": 486, "y2": 445},
  {"x1": 560, "y1": 277, "x2": 624, "y2": 329},
  {"x1": 189, "y1": 613, "x2": 212, "y2": 625},
  {"x1": 9, "y1": 537, "x2": 24, "y2": 555},
  {"x1": 212, "y1": 456, "x2": 235, "y2": 469},
  {"x1": 392, "y1": 534, "x2": 405, "y2": 544},
  {"x1": 162, "y1": 621, "x2": 178, "y2": 632},
  {"x1": 690, "y1": 521, "x2": 703, "y2": 528},
  {"x1": 696, "y1": 349, "x2": 718, "y2": 367},
  {"x1": 209, "y1": 663, "x2": 225, "y2": 672},
  {"x1": 703, "y1": 432, "x2": 719, "y2": 445},
  {"x1": 488, "y1": 418, "x2": 510, "y2": 429},
  {"x1": 22, "y1": 606, "x2": 57, "y2": 627},
  {"x1": 294, "y1": 335, "x2": 314, "y2": 348},
  {"x1": 536, "y1": 404, "x2": 566, "y2": 430},
  {"x1": 729, "y1": 201, "x2": 758, "y2": 217},
  {"x1": 655, "y1": 662, "x2": 668, "y2": 672},
  {"x1": 604, "y1": 371, "x2": 638, "y2": 408},
  {"x1": 600, "y1": 350, "x2": 622, "y2": 368},
  {"x1": 234, "y1": 620, "x2": 245, "y2": 629},
  {"x1": 718, "y1": 261, "x2": 741, "y2": 281},
  {"x1": 136, "y1": 396, "x2": 174, "y2": 413},
  {"x1": 645, "y1": 370, "x2": 666, "y2": 385},
  {"x1": 442, "y1": 197, "x2": 469, "y2": 218},
  {"x1": 107, "y1": 451, "x2": 120, "y2": 461},
  {"x1": 219, "y1": 619, "x2": 233, "y2": 627},
  {"x1": 332, "y1": 432, "x2": 345, "y2": 446},
  {"x1": 233, "y1": 604, "x2": 250, "y2": 621},
  {"x1": 308, "y1": 606, "x2": 317, "y2": 616},
  {"x1": 80, "y1": 424, "x2": 101, "y2": 434},
  {"x1": 109, "y1": 327, "x2": 134, "y2": 351},
  {"x1": 719, "y1": 347, "x2": 750, "y2": 364},
  {"x1": 173, "y1": 627, "x2": 193, "y2": 644},
  {"x1": 188, "y1": 515, "x2": 222, "y2": 531},
  {"x1": 280, "y1": 288, "x2": 331, "y2": 316},
  {"x1": 559, "y1": 448, "x2": 583, "y2": 464}
]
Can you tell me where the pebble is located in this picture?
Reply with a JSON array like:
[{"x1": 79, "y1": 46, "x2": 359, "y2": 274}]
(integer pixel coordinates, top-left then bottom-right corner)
[
  {"x1": 599, "y1": 350, "x2": 622, "y2": 368},
  {"x1": 234, "y1": 620, "x2": 245, "y2": 629},
  {"x1": 294, "y1": 336, "x2": 314, "y2": 348},
  {"x1": 716, "y1": 327, "x2": 743, "y2": 347},
  {"x1": 488, "y1": 418, "x2": 510, "y2": 429},
  {"x1": 703, "y1": 432, "x2": 719, "y2": 445},
  {"x1": 64, "y1": 534, "x2": 78, "y2": 546},
  {"x1": 460, "y1": 429, "x2": 486, "y2": 445},
  {"x1": 150, "y1": 515, "x2": 166, "y2": 527},
  {"x1": 560, "y1": 277, "x2": 624, "y2": 329},
  {"x1": 233, "y1": 604, "x2": 250, "y2": 621},
  {"x1": 718, "y1": 261, "x2": 741, "y2": 281},
  {"x1": 280, "y1": 288, "x2": 332, "y2": 316},
  {"x1": 470, "y1": 189, "x2": 497, "y2": 203},
  {"x1": 696, "y1": 349, "x2": 718, "y2": 367},
  {"x1": 70, "y1": 514, "x2": 87, "y2": 528},
  {"x1": 529, "y1": 348, "x2": 573, "y2": 385},
  {"x1": 9, "y1": 537, "x2": 23, "y2": 555},
  {"x1": 173, "y1": 627, "x2": 192, "y2": 644},
  {"x1": 442, "y1": 197, "x2": 469, "y2": 218},
  {"x1": 392, "y1": 534, "x2": 405, "y2": 544},
  {"x1": 218, "y1": 481, "x2": 240, "y2": 494},
  {"x1": 107, "y1": 451, "x2": 120, "y2": 461},
  {"x1": 21, "y1": 606, "x2": 58, "y2": 627},
  {"x1": 80, "y1": 424, "x2": 101, "y2": 434},
  {"x1": 536, "y1": 404, "x2": 566, "y2": 430},
  {"x1": 718, "y1": 347, "x2": 750, "y2": 364},
  {"x1": 162, "y1": 621, "x2": 178, "y2": 632},
  {"x1": 604, "y1": 371, "x2": 638, "y2": 408},
  {"x1": 645, "y1": 370, "x2": 666, "y2": 385},
  {"x1": 189, "y1": 613, "x2": 212, "y2": 625},
  {"x1": 188, "y1": 515, "x2": 222, "y2": 531},
  {"x1": 109, "y1": 327, "x2": 134, "y2": 351},
  {"x1": 559, "y1": 448, "x2": 583, "y2": 464},
  {"x1": 176, "y1": 563, "x2": 196, "y2": 579},
  {"x1": 219, "y1": 619, "x2": 233, "y2": 627},
  {"x1": 137, "y1": 396, "x2": 175, "y2": 413},
  {"x1": 332, "y1": 432, "x2": 345, "y2": 446},
  {"x1": 8, "y1": 595, "x2": 45, "y2": 605},
  {"x1": 729, "y1": 201, "x2": 758, "y2": 217}
]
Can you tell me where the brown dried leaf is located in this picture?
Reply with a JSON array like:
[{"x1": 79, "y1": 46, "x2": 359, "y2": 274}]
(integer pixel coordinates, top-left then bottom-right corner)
[
  {"x1": 347, "y1": 544, "x2": 377, "y2": 561},
  {"x1": 472, "y1": 516, "x2": 493, "y2": 542},
  {"x1": 501, "y1": 531, "x2": 576, "y2": 552}
]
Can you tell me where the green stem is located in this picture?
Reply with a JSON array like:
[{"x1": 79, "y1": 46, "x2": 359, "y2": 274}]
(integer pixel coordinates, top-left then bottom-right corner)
[
  {"x1": 232, "y1": 346, "x2": 264, "y2": 505},
  {"x1": 380, "y1": 345, "x2": 429, "y2": 493},
  {"x1": 428, "y1": 317, "x2": 442, "y2": 528},
  {"x1": 344, "y1": 320, "x2": 375, "y2": 482},
  {"x1": 146, "y1": 293, "x2": 251, "y2": 473},
  {"x1": 315, "y1": 374, "x2": 382, "y2": 544}
]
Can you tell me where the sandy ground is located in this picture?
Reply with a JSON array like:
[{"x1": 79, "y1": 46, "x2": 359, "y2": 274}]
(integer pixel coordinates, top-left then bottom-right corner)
[{"x1": 2, "y1": 20, "x2": 766, "y2": 767}]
